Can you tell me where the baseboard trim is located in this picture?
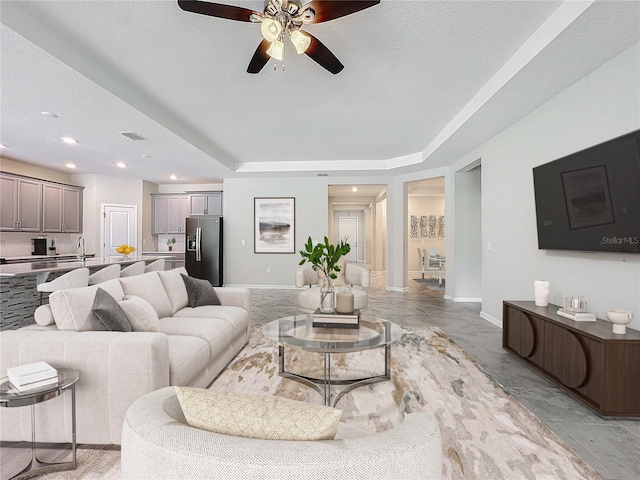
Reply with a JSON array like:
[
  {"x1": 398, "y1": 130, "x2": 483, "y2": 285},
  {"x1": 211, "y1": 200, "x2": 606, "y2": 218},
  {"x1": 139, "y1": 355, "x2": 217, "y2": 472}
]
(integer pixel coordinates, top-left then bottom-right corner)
[
  {"x1": 386, "y1": 286, "x2": 409, "y2": 292},
  {"x1": 452, "y1": 297, "x2": 482, "y2": 303},
  {"x1": 480, "y1": 310, "x2": 502, "y2": 328}
]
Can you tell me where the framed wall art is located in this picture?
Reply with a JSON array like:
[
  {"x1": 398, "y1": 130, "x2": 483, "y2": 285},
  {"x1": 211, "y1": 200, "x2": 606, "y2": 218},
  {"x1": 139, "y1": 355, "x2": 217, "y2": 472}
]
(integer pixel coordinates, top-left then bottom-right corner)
[{"x1": 254, "y1": 197, "x2": 296, "y2": 253}]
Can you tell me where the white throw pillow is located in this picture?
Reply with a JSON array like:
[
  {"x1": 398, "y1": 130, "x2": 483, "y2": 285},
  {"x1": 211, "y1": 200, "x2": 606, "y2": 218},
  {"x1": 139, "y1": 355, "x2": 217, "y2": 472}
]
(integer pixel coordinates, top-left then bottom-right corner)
[
  {"x1": 118, "y1": 295, "x2": 159, "y2": 332},
  {"x1": 34, "y1": 305, "x2": 55, "y2": 326},
  {"x1": 157, "y1": 267, "x2": 189, "y2": 313},
  {"x1": 119, "y1": 272, "x2": 173, "y2": 319},
  {"x1": 175, "y1": 387, "x2": 342, "y2": 441}
]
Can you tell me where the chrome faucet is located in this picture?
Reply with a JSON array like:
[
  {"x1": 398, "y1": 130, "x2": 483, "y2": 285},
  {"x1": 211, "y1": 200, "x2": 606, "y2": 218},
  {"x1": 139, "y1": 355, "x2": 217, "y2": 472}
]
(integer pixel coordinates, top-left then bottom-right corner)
[{"x1": 76, "y1": 236, "x2": 85, "y2": 259}]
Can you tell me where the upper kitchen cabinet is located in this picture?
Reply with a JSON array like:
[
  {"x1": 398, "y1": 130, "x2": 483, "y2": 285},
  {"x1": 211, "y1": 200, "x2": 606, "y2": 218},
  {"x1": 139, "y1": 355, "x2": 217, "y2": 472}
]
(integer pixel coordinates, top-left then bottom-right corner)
[
  {"x1": 152, "y1": 194, "x2": 189, "y2": 234},
  {"x1": 0, "y1": 174, "x2": 42, "y2": 232},
  {"x1": 189, "y1": 192, "x2": 222, "y2": 216},
  {"x1": 42, "y1": 183, "x2": 83, "y2": 233}
]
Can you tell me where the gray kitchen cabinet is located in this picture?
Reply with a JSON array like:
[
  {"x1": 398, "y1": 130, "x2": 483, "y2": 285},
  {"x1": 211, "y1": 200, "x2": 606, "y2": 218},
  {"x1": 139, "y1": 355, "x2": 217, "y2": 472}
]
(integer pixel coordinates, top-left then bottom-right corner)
[
  {"x1": 152, "y1": 194, "x2": 189, "y2": 234},
  {"x1": 0, "y1": 174, "x2": 42, "y2": 232},
  {"x1": 189, "y1": 192, "x2": 222, "y2": 216},
  {"x1": 166, "y1": 195, "x2": 190, "y2": 233},
  {"x1": 42, "y1": 183, "x2": 83, "y2": 233},
  {"x1": 152, "y1": 195, "x2": 167, "y2": 234}
]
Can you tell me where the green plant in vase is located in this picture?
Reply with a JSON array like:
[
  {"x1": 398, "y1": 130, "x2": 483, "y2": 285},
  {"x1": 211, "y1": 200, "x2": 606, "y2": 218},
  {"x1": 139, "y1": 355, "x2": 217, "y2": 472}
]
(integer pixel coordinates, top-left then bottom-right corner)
[
  {"x1": 299, "y1": 236, "x2": 350, "y2": 313},
  {"x1": 167, "y1": 237, "x2": 176, "y2": 251}
]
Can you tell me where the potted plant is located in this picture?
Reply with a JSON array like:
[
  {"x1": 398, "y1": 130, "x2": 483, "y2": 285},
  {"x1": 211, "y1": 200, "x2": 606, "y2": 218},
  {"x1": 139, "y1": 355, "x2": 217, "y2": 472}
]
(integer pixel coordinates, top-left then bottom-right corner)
[
  {"x1": 167, "y1": 237, "x2": 176, "y2": 251},
  {"x1": 299, "y1": 236, "x2": 350, "y2": 313}
]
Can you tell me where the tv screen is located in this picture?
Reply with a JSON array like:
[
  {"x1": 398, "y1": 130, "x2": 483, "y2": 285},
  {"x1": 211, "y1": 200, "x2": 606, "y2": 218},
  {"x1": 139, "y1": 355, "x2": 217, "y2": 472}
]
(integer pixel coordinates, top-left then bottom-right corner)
[{"x1": 533, "y1": 129, "x2": 640, "y2": 253}]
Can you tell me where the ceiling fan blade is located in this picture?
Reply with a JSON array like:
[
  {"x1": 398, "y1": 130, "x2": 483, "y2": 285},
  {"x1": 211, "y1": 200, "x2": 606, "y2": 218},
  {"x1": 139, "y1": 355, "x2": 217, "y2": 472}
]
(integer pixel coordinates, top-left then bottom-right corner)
[
  {"x1": 177, "y1": 0, "x2": 258, "y2": 22},
  {"x1": 305, "y1": 33, "x2": 344, "y2": 74},
  {"x1": 247, "y1": 40, "x2": 271, "y2": 74},
  {"x1": 301, "y1": 1, "x2": 380, "y2": 23}
]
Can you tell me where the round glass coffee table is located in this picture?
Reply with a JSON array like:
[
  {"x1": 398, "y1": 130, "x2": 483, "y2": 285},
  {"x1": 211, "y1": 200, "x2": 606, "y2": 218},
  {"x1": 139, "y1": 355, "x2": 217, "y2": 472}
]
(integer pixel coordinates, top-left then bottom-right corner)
[
  {"x1": 0, "y1": 368, "x2": 79, "y2": 480},
  {"x1": 262, "y1": 315, "x2": 403, "y2": 407}
]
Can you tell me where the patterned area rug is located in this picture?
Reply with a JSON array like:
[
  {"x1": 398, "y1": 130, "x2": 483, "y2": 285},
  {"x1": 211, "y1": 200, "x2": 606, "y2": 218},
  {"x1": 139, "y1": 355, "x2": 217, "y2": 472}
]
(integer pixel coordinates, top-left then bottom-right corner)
[{"x1": 42, "y1": 325, "x2": 602, "y2": 479}]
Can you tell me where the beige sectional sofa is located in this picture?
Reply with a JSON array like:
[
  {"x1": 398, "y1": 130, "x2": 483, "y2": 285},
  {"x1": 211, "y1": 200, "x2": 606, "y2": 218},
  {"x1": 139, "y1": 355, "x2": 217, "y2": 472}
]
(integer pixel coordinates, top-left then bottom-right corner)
[{"x1": 0, "y1": 267, "x2": 251, "y2": 445}]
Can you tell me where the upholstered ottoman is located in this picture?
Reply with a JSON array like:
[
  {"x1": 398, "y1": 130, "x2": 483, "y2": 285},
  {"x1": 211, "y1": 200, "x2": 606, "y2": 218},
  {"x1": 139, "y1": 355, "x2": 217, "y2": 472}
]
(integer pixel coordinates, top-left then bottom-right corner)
[{"x1": 121, "y1": 387, "x2": 442, "y2": 479}]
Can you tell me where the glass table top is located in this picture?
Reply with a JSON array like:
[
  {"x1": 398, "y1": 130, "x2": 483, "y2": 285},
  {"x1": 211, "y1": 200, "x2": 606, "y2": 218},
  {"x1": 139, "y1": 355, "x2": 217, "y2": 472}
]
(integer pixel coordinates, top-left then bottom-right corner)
[
  {"x1": 1, "y1": 367, "x2": 79, "y2": 407},
  {"x1": 262, "y1": 314, "x2": 403, "y2": 353}
]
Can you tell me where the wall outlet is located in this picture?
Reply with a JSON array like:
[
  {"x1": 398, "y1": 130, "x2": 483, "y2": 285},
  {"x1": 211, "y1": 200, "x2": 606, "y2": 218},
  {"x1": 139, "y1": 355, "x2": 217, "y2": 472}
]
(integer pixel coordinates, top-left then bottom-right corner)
[
  {"x1": 266, "y1": 267, "x2": 271, "y2": 273},
  {"x1": 143, "y1": 238, "x2": 147, "y2": 245},
  {"x1": 241, "y1": 240, "x2": 246, "y2": 246}
]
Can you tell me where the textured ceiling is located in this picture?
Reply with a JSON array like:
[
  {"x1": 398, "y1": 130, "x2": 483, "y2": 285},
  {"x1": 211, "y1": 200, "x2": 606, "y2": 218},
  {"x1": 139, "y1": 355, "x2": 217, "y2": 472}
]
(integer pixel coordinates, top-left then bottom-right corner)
[{"x1": 1, "y1": 0, "x2": 638, "y2": 184}]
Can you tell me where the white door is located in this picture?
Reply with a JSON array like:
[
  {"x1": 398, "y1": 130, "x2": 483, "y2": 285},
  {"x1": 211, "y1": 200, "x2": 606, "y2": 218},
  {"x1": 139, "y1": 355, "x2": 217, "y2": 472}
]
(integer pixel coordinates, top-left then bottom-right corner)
[
  {"x1": 103, "y1": 204, "x2": 137, "y2": 256},
  {"x1": 339, "y1": 217, "x2": 358, "y2": 262}
]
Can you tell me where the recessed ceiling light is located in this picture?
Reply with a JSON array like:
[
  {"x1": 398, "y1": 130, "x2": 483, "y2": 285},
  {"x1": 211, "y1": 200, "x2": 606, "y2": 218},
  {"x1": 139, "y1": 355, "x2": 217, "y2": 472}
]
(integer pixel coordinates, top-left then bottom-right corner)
[
  {"x1": 351, "y1": 187, "x2": 358, "y2": 192},
  {"x1": 65, "y1": 162, "x2": 77, "y2": 169},
  {"x1": 0, "y1": 144, "x2": 6, "y2": 149},
  {"x1": 60, "y1": 136, "x2": 78, "y2": 145},
  {"x1": 141, "y1": 154, "x2": 151, "y2": 158},
  {"x1": 169, "y1": 174, "x2": 178, "y2": 180},
  {"x1": 116, "y1": 161, "x2": 127, "y2": 168},
  {"x1": 41, "y1": 111, "x2": 58, "y2": 118}
]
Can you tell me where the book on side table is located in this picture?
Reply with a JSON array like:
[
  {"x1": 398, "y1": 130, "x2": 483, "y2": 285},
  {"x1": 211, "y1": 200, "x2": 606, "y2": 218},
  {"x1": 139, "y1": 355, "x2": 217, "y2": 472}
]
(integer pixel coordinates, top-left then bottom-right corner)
[
  {"x1": 7, "y1": 361, "x2": 58, "y2": 391},
  {"x1": 557, "y1": 308, "x2": 597, "y2": 322},
  {"x1": 312, "y1": 309, "x2": 360, "y2": 329}
]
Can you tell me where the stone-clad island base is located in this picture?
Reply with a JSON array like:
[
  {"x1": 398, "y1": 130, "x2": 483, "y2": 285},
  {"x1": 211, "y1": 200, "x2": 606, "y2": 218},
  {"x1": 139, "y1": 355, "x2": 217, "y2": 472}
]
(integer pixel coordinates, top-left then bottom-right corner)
[{"x1": 38, "y1": 325, "x2": 601, "y2": 480}]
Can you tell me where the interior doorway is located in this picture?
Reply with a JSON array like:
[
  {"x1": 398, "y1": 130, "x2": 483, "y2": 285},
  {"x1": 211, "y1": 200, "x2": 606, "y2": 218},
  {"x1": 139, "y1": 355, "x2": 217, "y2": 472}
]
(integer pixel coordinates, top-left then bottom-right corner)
[
  {"x1": 328, "y1": 184, "x2": 387, "y2": 269},
  {"x1": 339, "y1": 216, "x2": 358, "y2": 262},
  {"x1": 102, "y1": 204, "x2": 137, "y2": 256}
]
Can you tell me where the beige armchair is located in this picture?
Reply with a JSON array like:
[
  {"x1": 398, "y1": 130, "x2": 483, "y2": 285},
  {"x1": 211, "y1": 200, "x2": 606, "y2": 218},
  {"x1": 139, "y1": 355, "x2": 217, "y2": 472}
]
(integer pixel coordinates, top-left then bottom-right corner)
[{"x1": 296, "y1": 263, "x2": 370, "y2": 313}]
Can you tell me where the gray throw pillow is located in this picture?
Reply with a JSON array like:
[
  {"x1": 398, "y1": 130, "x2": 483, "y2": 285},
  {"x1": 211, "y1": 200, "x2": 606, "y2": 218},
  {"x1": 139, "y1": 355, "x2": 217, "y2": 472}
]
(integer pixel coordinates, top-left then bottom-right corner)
[
  {"x1": 181, "y1": 274, "x2": 221, "y2": 308},
  {"x1": 91, "y1": 288, "x2": 132, "y2": 332}
]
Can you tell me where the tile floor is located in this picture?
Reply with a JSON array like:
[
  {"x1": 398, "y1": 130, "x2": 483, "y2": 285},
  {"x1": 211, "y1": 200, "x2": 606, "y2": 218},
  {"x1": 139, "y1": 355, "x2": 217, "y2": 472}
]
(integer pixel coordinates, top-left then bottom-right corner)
[{"x1": 250, "y1": 273, "x2": 639, "y2": 480}]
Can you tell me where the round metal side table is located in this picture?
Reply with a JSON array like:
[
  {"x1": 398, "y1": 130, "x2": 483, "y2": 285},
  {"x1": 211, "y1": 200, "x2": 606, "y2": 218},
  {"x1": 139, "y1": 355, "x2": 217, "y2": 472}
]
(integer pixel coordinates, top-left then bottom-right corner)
[{"x1": 1, "y1": 367, "x2": 79, "y2": 480}]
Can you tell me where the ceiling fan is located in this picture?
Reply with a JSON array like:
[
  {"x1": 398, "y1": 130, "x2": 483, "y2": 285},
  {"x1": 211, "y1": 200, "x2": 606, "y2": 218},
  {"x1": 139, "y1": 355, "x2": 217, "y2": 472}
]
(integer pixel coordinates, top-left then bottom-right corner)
[{"x1": 177, "y1": 0, "x2": 380, "y2": 74}]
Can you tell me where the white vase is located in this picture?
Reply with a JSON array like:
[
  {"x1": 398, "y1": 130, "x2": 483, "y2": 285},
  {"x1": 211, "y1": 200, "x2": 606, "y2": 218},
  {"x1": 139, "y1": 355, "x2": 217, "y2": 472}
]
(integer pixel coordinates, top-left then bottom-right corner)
[{"x1": 534, "y1": 280, "x2": 550, "y2": 307}]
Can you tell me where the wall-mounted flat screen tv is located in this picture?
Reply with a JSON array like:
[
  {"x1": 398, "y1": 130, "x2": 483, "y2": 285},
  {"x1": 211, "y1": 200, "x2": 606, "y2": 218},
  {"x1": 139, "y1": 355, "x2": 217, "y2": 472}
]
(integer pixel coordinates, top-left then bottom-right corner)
[{"x1": 533, "y1": 129, "x2": 640, "y2": 254}]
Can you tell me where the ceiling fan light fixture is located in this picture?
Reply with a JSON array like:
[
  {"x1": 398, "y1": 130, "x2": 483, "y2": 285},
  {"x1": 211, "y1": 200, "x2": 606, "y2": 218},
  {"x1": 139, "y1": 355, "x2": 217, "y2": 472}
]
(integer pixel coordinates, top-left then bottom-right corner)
[
  {"x1": 261, "y1": 18, "x2": 282, "y2": 42},
  {"x1": 290, "y1": 29, "x2": 310, "y2": 54},
  {"x1": 266, "y1": 39, "x2": 284, "y2": 60}
]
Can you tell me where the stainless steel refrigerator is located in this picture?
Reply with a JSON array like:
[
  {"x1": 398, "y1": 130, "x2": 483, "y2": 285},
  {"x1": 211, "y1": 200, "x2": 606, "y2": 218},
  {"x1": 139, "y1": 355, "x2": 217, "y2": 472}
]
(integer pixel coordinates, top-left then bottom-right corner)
[{"x1": 185, "y1": 217, "x2": 223, "y2": 286}]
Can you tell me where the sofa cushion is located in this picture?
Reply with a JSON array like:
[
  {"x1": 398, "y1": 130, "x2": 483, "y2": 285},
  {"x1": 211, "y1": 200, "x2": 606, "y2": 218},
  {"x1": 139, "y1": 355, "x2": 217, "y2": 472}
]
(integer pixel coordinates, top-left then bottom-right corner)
[
  {"x1": 181, "y1": 274, "x2": 221, "y2": 308},
  {"x1": 166, "y1": 335, "x2": 210, "y2": 386},
  {"x1": 173, "y1": 306, "x2": 249, "y2": 338},
  {"x1": 49, "y1": 280, "x2": 126, "y2": 331},
  {"x1": 119, "y1": 295, "x2": 159, "y2": 332},
  {"x1": 119, "y1": 272, "x2": 173, "y2": 319},
  {"x1": 157, "y1": 267, "x2": 189, "y2": 314},
  {"x1": 159, "y1": 317, "x2": 234, "y2": 363},
  {"x1": 91, "y1": 288, "x2": 132, "y2": 332},
  {"x1": 175, "y1": 387, "x2": 343, "y2": 441}
]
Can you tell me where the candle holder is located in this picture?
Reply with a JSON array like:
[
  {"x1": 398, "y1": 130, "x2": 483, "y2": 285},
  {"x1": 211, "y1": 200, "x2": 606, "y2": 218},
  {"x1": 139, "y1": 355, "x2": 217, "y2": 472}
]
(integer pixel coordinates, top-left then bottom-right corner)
[{"x1": 565, "y1": 295, "x2": 588, "y2": 313}]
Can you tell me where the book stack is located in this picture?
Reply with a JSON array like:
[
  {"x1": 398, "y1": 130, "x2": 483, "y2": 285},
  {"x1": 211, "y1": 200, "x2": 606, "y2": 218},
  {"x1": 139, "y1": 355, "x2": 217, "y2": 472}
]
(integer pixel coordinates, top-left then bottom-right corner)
[
  {"x1": 7, "y1": 361, "x2": 58, "y2": 392},
  {"x1": 312, "y1": 309, "x2": 360, "y2": 329},
  {"x1": 557, "y1": 308, "x2": 596, "y2": 322}
]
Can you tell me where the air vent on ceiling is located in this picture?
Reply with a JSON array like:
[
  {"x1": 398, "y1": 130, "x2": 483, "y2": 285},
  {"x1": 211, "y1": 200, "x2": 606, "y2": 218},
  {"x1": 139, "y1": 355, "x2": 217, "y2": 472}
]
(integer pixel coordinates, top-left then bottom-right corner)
[
  {"x1": 119, "y1": 131, "x2": 148, "y2": 141},
  {"x1": 317, "y1": 173, "x2": 329, "y2": 177}
]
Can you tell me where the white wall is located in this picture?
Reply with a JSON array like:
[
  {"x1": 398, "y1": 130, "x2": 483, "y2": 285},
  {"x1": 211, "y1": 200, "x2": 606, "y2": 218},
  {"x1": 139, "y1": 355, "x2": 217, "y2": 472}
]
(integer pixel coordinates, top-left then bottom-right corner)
[
  {"x1": 453, "y1": 166, "x2": 482, "y2": 300},
  {"x1": 453, "y1": 42, "x2": 640, "y2": 329},
  {"x1": 223, "y1": 177, "x2": 329, "y2": 286},
  {"x1": 74, "y1": 174, "x2": 145, "y2": 256}
]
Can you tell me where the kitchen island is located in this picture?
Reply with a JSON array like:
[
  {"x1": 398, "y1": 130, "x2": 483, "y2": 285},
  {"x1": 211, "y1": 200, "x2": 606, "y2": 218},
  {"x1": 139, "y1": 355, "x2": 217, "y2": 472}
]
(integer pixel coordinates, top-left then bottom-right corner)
[{"x1": 0, "y1": 255, "x2": 175, "y2": 330}]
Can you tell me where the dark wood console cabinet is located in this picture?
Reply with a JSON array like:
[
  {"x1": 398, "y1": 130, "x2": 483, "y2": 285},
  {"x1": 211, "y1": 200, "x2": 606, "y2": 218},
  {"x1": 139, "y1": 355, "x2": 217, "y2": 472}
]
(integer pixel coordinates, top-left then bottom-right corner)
[{"x1": 503, "y1": 301, "x2": 640, "y2": 417}]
